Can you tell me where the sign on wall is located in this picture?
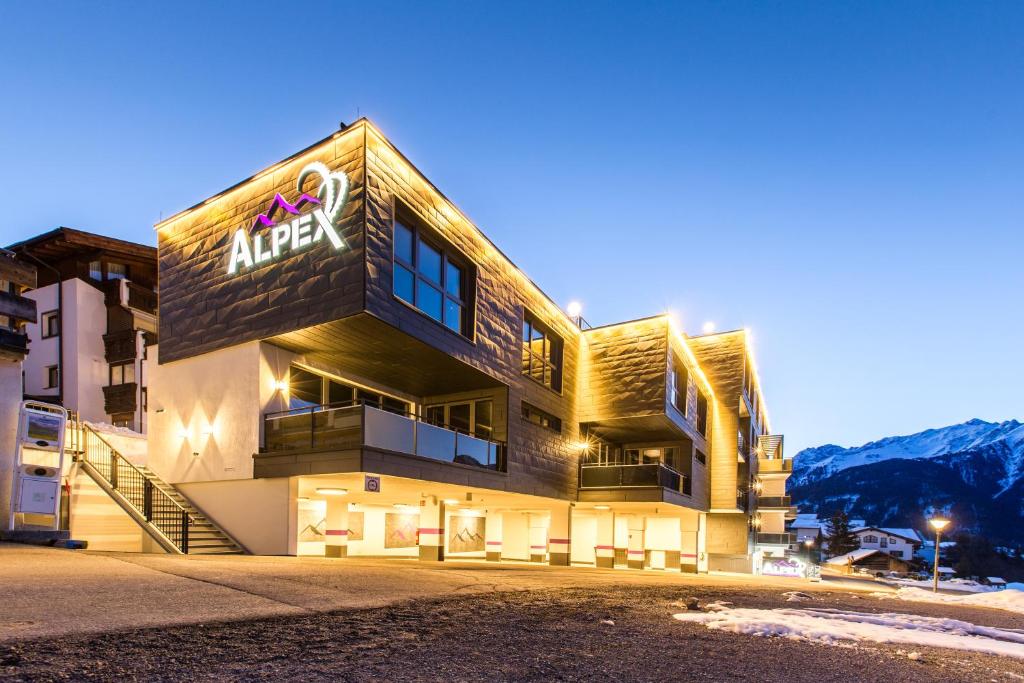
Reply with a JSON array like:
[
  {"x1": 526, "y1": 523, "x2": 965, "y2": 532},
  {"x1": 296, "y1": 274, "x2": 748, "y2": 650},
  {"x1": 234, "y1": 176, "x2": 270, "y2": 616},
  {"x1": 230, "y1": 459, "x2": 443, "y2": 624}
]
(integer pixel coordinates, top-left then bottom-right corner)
[
  {"x1": 227, "y1": 162, "x2": 350, "y2": 275},
  {"x1": 761, "y1": 557, "x2": 808, "y2": 578}
]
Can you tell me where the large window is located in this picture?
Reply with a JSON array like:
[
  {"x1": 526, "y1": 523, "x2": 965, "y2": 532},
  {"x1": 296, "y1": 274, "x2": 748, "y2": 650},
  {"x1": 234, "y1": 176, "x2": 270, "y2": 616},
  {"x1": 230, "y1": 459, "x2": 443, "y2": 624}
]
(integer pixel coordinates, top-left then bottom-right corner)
[
  {"x1": 669, "y1": 355, "x2": 688, "y2": 415},
  {"x1": 521, "y1": 312, "x2": 563, "y2": 391},
  {"x1": 423, "y1": 399, "x2": 494, "y2": 440},
  {"x1": 393, "y1": 217, "x2": 468, "y2": 336},
  {"x1": 287, "y1": 365, "x2": 409, "y2": 415},
  {"x1": 696, "y1": 390, "x2": 709, "y2": 435},
  {"x1": 45, "y1": 365, "x2": 58, "y2": 389}
]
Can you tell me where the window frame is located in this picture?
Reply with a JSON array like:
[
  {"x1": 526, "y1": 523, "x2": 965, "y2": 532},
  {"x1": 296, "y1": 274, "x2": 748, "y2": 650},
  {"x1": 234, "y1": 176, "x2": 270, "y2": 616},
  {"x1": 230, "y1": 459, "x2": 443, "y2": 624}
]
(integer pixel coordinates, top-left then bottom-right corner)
[
  {"x1": 696, "y1": 390, "x2": 709, "y2": 436},
  {"x1": 391, "y1": 209, "x2": 473, "y2": 339},
  {"x1": 109, "y1": 361, "x2": 136, "y2": 386},
  {"x1": 45, "y1": 365, "x2": 59, "y2": 389},
  {"x1": 40, "y1": 310, "x2": 60, "y2": 339},
  {"x1": 669, "y1": 353, "x2": 689, "y2": 416},
  {"x1": 521, "y1": 310, "x2": 564, "y2": 393}
]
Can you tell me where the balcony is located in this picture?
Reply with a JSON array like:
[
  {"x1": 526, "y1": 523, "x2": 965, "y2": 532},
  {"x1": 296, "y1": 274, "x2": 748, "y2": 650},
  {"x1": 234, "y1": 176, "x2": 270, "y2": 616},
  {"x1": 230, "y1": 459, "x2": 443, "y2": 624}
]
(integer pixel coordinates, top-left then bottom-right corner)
[
  {"x1": 101, "y1": 279, "x2": 157, "y2": 315},
  {"x1": 757, "y1": 495, "x2": 792, "y2": 508},
  {"x1": 0, "y1": 289, "x2": 37, "y2": 325},
  {"x1": 758, "y1": 457, "x2": 792, "y2": 474},
  {"x1": 579, "y1": 462, "x2": 690, "y2": 496},
  {"x1": 756, "y1": 532, "x2": 796, "y2": 546},
  {"x1": 102, "y1": 382, "x2": 137, "y2": 414},
  {"x1": 103, "y1": 329, "x2": 137, "y2": 363},
  {"x1": 263, "y1": 401, "x2": 506, "y2": 471},
  {"x1": 0, "y1": 328, "x2": 29, "y2": 355}
]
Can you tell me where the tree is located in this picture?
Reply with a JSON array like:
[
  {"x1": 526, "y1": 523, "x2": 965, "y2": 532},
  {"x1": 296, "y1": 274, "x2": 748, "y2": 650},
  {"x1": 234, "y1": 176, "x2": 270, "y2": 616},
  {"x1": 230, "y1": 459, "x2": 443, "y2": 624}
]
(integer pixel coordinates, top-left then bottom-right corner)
[{"x1": 824, "y1": 510, "x2": 859, "y2": 558}]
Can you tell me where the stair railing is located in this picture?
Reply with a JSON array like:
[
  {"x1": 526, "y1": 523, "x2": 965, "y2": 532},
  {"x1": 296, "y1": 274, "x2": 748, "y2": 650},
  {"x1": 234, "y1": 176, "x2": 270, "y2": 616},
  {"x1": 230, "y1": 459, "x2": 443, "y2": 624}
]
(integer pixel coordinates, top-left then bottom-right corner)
[{"x1": 79, "y1": 425, "x2": 191, "y2": 553}]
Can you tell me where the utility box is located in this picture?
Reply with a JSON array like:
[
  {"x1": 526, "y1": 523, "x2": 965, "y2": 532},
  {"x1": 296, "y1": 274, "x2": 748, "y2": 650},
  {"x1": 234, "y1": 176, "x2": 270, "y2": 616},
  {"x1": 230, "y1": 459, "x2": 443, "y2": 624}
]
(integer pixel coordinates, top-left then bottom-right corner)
[{"x1": 7, "y1": 401, "x2": 67, "y2": 531}]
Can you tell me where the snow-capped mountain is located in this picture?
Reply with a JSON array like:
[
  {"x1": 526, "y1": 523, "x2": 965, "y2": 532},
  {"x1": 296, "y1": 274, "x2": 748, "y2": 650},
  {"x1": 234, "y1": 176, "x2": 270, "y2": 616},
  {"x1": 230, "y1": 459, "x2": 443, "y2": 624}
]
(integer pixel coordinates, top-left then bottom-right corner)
[{"x1": 790, "y1": 419, "x2": 1024, "y2": 545}]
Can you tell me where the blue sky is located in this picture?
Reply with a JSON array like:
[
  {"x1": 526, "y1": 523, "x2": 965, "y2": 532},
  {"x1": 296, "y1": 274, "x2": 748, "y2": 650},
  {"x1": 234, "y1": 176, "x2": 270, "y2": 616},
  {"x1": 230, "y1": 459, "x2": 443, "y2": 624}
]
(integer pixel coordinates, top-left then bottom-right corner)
[{"x1": 2, "y1": 2, "x2": 1022, "y2": 453}]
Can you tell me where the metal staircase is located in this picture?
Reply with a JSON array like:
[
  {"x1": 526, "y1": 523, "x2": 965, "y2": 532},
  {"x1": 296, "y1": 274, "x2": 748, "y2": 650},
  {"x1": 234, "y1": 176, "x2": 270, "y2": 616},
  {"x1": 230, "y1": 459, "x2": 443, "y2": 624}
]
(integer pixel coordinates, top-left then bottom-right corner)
[{"x1": 76, "y1": 425, "x2": 245, "y2": 555}]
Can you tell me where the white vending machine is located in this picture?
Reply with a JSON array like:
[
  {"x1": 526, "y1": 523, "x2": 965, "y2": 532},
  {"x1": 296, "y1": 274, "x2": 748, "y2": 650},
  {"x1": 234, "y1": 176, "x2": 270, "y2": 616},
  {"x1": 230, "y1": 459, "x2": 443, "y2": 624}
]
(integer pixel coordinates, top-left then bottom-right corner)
[{"x1": 7, "y1": 401, "x2": 67, "y2": 531}]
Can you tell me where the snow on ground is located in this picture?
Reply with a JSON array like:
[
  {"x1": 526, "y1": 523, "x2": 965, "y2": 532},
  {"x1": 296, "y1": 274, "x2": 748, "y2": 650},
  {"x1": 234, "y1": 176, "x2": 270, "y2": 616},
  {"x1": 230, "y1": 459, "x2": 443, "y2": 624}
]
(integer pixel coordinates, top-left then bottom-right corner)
[
  {"x1": 874, "y1": 587, "x2": 1024, "y2": 615},
  {"x1": 889, "y1": 577, "x2": 994, "y2": 593},
  {"x1": 83, "y1": 421, "x2": 147, "y2": 464},
  {"x1": 674, "y1": 605, "x2": 1024, "y2": 659}
]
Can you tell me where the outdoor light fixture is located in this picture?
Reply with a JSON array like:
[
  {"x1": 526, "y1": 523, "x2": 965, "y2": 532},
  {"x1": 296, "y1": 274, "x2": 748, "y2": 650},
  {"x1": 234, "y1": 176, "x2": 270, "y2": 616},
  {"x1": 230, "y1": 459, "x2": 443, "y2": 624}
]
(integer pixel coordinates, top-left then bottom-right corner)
[
  {"x1": 274, "y1": 379, "x2": 288, "y2": 393},
  {"x1": 566, "y1": 301, "x2": 582, "y2": 318},
  {"x1": 594, "y1": 505, "x2": 611, "y2": 511},
  {"x1": 297, "y1": 496, "x2": 310, "y2": 502},
  {"x1": 316, "y1": 487, "x2": 348, "y2": 496},
  {"x1": 202, "y1": 426, "x2": 215, "y2": 436},
  {"x1": 928, "y1": 516, "x2": 951, "y2": 592},
  {"x1": 177, "y1": 428, "x2": 189, "y2": 439},
  {"x1": 702, "y1": 321, "x2": 716, "y2": 334},
  {"x1": 393, "y1": 503, "x2": 418, "y2": 511},
  {"x1": 442, "y1": 499, "x2": 460, "y2": 505}
]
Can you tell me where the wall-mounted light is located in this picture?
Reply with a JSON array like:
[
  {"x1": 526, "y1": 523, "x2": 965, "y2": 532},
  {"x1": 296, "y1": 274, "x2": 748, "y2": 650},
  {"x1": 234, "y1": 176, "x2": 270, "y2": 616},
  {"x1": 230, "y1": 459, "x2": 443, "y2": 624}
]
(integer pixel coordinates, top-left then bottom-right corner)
[
  {"x1": 393, "y1": 503, "x2": 418, "y2": 512},
  {"x1": 594, "y1": 505, "x2": 611, "y2": 511},
  {"x1": 442, "y1": 499, "x2": 460, "y2": 506},
  {"x1": 702, "y1": 321, "x2": 716, "y2": 335},
  {"x1": 202, "y1": 426, "x2": 215, "y2": 436},
  {"x1": 273, "y1": 379, "x2": 288, "y2": 393},
  {"x1": 297, "y1": 496, "x2": 311, "y2": 502},
  {"x1": 566, "y1": 301, "x2": 582, "y2": 318},
  {"x1": 316, "y1": 487, "x2": 348, "y2": 496},
  {"x1": 177, "y1": 428, "x2": 189, "y2": 439}
]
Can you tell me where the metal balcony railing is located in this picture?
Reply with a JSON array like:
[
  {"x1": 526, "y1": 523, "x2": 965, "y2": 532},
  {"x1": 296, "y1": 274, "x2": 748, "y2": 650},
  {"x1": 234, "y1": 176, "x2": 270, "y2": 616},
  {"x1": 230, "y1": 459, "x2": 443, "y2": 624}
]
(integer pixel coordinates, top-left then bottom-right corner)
[
  {"x1": 757, "y1": 496, "x2": 792, "y2": 508},
  {"x1": 579, "y1": 462, "x2": 691, "y2": 496},
  {"x1": 756, "y1": 532, "x2": 796, "y2": 546},
  {"x1": 264, "y1": 400, "x2": 507, "y2": 471}
]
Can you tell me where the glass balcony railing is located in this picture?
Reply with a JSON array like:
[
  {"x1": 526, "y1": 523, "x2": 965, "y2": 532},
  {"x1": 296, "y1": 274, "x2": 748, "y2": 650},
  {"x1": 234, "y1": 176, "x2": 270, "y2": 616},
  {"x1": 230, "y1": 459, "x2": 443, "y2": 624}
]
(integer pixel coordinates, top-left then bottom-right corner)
[
  {"x1": 756, "y1": 495, "x2": 792, "y2": 508},
  {"x1": 756, "y1": 532, "x2": 796, "y2": 546},
  {"x1": 263, "y1": 401, "x2": 506, "y2": 471},
  {"x1": 578, "y1": 463, "x2": 691, "y2": 496}
]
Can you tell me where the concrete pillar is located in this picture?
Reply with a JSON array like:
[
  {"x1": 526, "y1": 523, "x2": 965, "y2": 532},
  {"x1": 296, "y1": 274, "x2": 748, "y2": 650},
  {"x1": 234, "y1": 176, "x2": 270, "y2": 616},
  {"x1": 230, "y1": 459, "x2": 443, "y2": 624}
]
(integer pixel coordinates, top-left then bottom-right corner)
[
  {"x1": 548, "y1": 504, "x2": 571, "y2": 566},
  {"x1": 324, "y1": 497, "x2": 349, "y2": 558},
  {"x1": 595, "y1": 511, "x2": 615, "y2": 568},
  {"x1": 485, "y1": 510, "x2": 503, "y2": 561},
  {"x1": 613, "y1": 514, "x2": 629, "y2": 567},
  {"x1": 697, "y1": 513, "x2": 708, "y2": 573},
  {"x1": 418, "y1": 499, "x2": 444, "y2": 562},
  {"x1": 627, "y1": 516, "x2": 646, "y2": 569},
  {"x1": 528, "y1": 513, "x2": 547, "y2": 562}
]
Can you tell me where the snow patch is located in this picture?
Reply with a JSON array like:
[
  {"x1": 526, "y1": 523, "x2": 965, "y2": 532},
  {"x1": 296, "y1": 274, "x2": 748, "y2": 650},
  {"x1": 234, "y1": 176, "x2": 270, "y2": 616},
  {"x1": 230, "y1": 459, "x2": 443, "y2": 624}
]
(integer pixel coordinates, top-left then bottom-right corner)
[
  {"x1": 875, "y1": 587, "x2": 1024, "y2": 615},
  {"x1": 673, "y1": 606, "x2": 1024, "y2": 659}
]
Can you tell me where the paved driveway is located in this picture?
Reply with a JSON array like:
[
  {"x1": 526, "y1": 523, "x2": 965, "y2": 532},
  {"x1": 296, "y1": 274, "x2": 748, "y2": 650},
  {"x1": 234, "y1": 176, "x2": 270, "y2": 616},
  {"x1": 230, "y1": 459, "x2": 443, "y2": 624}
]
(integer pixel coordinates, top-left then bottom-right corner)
[{"x1": 0, "y1": 543, "x2": 886, "y2": 642}]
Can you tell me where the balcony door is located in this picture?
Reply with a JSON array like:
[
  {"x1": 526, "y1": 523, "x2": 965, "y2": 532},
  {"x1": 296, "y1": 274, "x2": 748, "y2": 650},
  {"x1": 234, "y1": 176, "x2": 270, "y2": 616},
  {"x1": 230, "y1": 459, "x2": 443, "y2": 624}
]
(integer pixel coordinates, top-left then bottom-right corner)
[{"x1": 424, "y1": 399, "x2": 493, "y2": 440}]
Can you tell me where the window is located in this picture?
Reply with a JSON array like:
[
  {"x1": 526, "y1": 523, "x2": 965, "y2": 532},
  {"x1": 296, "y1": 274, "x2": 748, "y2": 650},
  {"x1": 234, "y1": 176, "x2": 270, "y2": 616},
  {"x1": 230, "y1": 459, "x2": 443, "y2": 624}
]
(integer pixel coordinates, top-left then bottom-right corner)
[
  {"x1": 880, "y1": 537, "x2": 888, "y2": 548},
  {"x1": 521, "y1": 401, "x2": 561, "y2": 433},
  {"x1": 624, "y1": 446, "x2": 680, "y2": 469},
  {"x1": 521, "y1": 312, "x2": 563, "y2": 391},
  {"x1": 393, "y1": 217, "x2": 469, "y2": 335},
  {"x1": 864, "y1": 534, "x2": 878, "y2": 544},
  {"x1": 695, "y1": 449, "x2": 707, "y2": 465},
  {"x1": 112, "y1": 413, "x2": 134, "y2": 430},
  {"x1": 89, "y1": 261, "x2": 102, "y2": 281},
  {"x1": 109, "y1": 362, "x2": 136, "y2": 386},
  {"x1": 40, "y1": 311, "x2": 59, "y2": 339},
  {"x1": 696, "y1": 390, "x2": 709, "y2": 435},
  {"x1": 45, "y1": 365, "x2": 59, "y2": 389},
  {"x1": 669, "y1": 355, "x2": 688, "y2": 415},
  {"x1": 423, "y1": 399, "x2": 494, "y2": 439},
  {"x1": 141, "y1": 387, "x2": 148, "y2": 412},
  {"x1": 107, "y1": 262, "x2": 128, "y2": 280},
  {"x1": 287, "y1": 365, "x2": 410, "y2": 415},
  {"x1": 888, "y1": 537, "x2": 899, "y2": 545}
]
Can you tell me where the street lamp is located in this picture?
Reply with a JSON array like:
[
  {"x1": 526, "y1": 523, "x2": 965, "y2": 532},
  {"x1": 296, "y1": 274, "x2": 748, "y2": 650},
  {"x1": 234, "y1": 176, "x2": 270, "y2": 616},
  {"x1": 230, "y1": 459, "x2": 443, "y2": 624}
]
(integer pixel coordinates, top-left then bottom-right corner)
[{"x1": 928, "y1": 517, "x2": 950, "y2": 593}]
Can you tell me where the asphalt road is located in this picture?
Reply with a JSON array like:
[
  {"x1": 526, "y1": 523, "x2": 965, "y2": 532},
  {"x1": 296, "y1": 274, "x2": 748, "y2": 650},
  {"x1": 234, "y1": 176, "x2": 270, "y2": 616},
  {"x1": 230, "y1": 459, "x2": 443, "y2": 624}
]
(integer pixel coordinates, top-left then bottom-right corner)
[{"x1": 3, "y1": 544, "x2": 1021, "y2": 682}]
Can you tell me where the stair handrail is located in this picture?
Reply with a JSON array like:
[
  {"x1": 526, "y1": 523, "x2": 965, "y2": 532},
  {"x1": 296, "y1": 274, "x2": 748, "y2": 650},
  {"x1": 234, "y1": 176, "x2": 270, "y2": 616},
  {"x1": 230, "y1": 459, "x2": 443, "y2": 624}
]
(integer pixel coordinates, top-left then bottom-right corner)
[{"x1": 80, "y1": 423, "x2": 193, "y2": 552}]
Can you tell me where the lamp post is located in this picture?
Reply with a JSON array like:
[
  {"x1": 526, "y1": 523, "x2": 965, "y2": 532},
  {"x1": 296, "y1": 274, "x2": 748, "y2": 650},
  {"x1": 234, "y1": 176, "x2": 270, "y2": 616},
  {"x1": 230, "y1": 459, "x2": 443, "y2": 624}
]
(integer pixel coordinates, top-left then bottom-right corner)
[{"x1": 928, "y1": 517, "x2": 950, "y2": 593}]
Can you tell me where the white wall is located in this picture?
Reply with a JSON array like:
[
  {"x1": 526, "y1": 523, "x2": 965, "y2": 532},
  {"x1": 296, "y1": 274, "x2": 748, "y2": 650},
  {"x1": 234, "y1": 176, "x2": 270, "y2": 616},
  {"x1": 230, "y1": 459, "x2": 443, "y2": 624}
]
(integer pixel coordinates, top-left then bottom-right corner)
[
  {"x1": 857, "y1": 531, "x2": 916, "y2": 560},
  {"x1": 147, "y1": 341, "x2": 294, "y2": 483},
  {"x1": 177, "y1": 477, "x2": 296, "y2": 555},
  {"x1": 502, "y1": 511, "x2": 530, "y2": 560},
  {"x1": 23, "y1": 280, "x2": 108, "y2": 423},
  {"x1": 0, "y1": 360, "x2": 23, "y2": 529},
  {"x1": 570, "y1": 512, "x2": 597, "y2": 564},
  {"x1": 346, "y1": 505, "x2": 419, "y2": 557}
]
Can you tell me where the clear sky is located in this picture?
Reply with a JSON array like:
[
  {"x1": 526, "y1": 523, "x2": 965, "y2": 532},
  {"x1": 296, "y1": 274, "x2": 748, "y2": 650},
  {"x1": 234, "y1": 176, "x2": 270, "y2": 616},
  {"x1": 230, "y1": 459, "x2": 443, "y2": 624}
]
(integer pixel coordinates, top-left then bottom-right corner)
[{"x1": 2, "y1": 2, "x2": 1022, "y2": 454}]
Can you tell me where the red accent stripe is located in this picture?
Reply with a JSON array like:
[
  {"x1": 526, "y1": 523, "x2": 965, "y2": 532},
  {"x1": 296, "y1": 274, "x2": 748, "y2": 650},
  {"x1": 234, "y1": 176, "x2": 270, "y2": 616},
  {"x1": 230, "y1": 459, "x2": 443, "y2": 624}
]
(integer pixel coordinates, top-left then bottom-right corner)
[
  {"x1": 530, "y1": 545, "x2": 547, "y2": 549},
  {"x1": 418, "y1": 528, "x2": 444, "y2": 534},
  {"x1": 680, "y1": 553, "x2": 697, "y2": 558},
  {"x1": 486, "y1": 541, "x2": 502, "y2": 546},
  {"x1": 627, "y1": 550, "x2": 644, "y2": 556},
  {"x1": 549, "y1": 538, "x2": 570, "y2": 545},
  {"x1": 325, "y1": 530, "x2": 348, "y2": 536},
  {"x1": 595, "y1": 545, "x2": 614, "y2": 550}
]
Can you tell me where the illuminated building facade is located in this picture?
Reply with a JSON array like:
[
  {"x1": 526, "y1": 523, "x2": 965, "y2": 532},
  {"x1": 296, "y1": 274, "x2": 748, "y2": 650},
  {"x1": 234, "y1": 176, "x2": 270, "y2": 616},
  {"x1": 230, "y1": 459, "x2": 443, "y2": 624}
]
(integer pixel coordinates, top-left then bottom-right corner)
[{"x1": 144, "y1": 119, "x2": 791, "y2": 571}]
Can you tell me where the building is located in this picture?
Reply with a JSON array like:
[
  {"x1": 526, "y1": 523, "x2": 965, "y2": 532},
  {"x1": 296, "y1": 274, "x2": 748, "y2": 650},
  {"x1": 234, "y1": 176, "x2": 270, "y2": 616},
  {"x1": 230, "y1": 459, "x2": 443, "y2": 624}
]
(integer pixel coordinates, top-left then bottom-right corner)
[
  {"x1": 688, "y1": 330, "x2": 795, "y2": 573},
  {"x1": 64, "y1": 118, "x2": 790, "y2": 569},
  {"x1": 852, "y1": 526, "x2": 922, "y2": 561},
  {"x1": 0, "y1": 250, "x2": 38, "y2": 528},
  {"x1": 825, "y1": 548, "x2": 913, "y2": 575},
  {"x1": 6, "y1": 228, "x2": 158, "y2": 432}
]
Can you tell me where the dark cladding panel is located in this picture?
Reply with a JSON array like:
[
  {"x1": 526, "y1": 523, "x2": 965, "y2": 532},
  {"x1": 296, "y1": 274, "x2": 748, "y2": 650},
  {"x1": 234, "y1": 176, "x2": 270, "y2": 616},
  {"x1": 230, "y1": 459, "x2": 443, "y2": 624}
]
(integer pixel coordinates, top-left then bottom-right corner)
[{"x1": 157, "y1": 129, "x2": 367, "y2": 364}]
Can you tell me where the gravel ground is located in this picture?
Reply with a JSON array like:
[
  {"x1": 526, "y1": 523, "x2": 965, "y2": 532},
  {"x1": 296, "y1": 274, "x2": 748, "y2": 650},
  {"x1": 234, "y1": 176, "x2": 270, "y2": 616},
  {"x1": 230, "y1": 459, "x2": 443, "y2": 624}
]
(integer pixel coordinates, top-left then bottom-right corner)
[{"x1": 2, "y1": 584, "x2": 1022, "y2": 682}]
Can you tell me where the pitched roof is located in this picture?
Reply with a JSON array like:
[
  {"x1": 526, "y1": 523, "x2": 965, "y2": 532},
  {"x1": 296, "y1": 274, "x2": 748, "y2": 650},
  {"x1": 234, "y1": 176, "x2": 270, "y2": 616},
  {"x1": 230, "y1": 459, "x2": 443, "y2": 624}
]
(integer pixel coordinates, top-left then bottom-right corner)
[
  {"x1": 852, "y1": 527, "x2": 923, "y2": 543},
  {"x1": 824, "y1": 548, "x2": 881, "y2": 565}
]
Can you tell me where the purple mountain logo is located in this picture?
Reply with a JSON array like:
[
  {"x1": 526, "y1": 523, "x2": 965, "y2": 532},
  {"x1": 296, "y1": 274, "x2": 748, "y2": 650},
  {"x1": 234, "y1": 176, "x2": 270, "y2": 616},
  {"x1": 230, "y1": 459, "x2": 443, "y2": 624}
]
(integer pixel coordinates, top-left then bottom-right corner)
[{"x1": 248, "y1": 192, "x2": 321, "y2": 233}]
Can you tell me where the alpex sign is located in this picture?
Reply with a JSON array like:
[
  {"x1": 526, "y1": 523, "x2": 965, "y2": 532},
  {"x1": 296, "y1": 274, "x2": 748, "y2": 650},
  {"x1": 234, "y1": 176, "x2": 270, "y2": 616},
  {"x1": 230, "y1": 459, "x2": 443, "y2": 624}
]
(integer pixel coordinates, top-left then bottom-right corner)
[{"x1": 227, "y1": 162, "x2": 349, "y2": 275}]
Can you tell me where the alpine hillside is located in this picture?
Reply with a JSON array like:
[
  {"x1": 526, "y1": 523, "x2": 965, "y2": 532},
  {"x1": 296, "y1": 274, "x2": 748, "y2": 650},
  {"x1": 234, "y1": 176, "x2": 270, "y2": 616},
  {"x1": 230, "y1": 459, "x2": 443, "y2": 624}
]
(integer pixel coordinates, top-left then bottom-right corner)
[{"x1": 790, "y1": 419, "x2": 1024, "y2": 546}]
